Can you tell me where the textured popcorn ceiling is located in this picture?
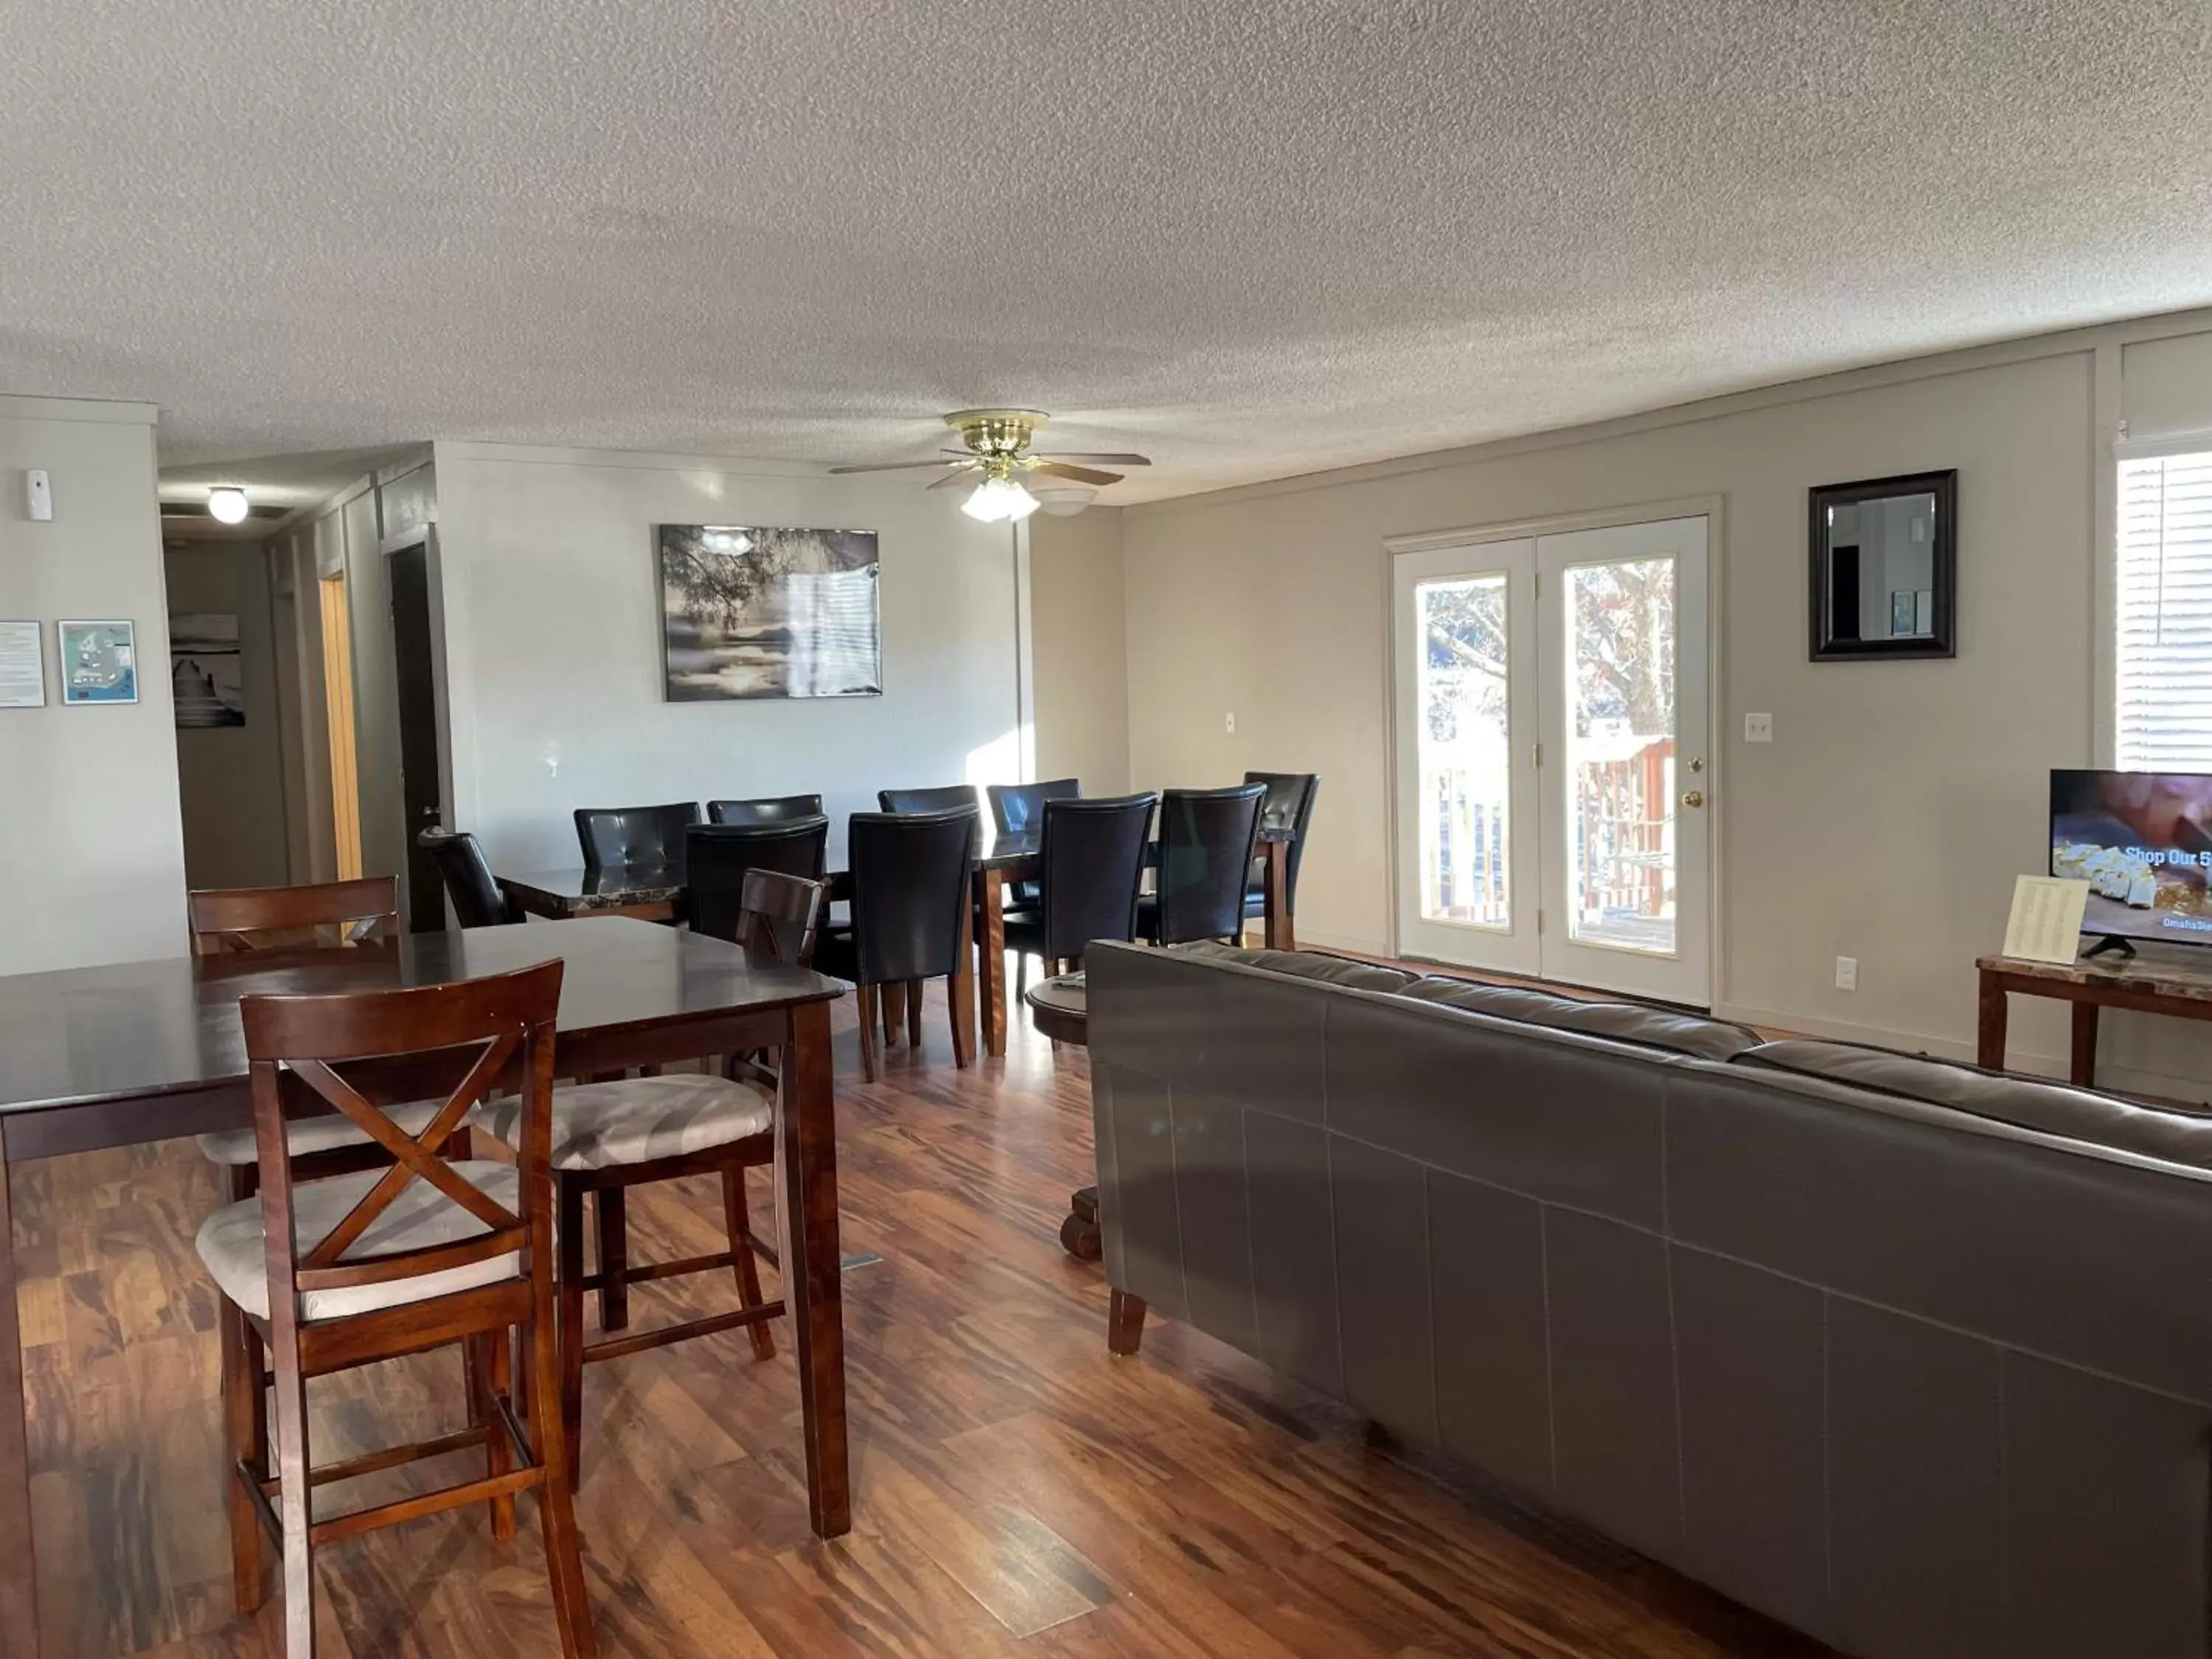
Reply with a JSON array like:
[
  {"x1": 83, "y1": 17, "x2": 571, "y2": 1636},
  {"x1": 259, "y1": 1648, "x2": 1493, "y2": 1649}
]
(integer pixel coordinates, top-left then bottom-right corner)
[{"x1": 5, "y1": 1, "x2": 2211, "y2": 504}]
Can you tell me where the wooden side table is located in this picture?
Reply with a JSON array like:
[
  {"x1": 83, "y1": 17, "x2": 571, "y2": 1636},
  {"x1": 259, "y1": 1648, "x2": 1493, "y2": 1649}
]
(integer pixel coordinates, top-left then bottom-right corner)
[
  {"x1": 1976, "y1": 948, "x2": 2212, "y2": 1088},
  {"x1": 1023, "y1": 975, "x2": 1100, "y2": 1259}
]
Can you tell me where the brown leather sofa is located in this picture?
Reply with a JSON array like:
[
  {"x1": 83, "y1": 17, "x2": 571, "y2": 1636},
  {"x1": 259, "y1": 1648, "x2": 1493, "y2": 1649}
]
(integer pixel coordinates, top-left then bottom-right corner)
[{"x1": 1085, "y1": 939, "x2": 2212, "y2": 1659}]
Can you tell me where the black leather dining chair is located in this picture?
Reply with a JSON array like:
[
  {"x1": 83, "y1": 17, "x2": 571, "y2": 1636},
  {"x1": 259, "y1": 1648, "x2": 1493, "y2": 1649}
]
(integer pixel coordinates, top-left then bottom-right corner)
[
  {"x1": 706, "y1": 793, "x2": 825, "y2": 827},
  {"x1": 573, "y1": 802, "x2": 700, "y2": 869},
  {"x1": 986, "y1": 779, "x2": 1081, "y2": 838},
  {"x1": 1004, "y1": 794, "x2": 1155, "y2": 975},
  {"x1": 684, "y1": 819, "x2": 830, "y2": 942},
  {"x1": 877, "y1": 784, "x2": 979, "y2": 816},
  {"x1": 417, "y1": 827, "x2": 517, "y2": 928},
  {"x1": 814, "y1": 807, "x2": 978, "y2": 1081},
  {"x1": 987, "y1": 778, "x2": 1079, "y2": 919},
  {"x1": 1242, "y1": 771, "x2": 1320, "y2": 925},
  {"x1": 1138, "y1": 783, "x2": 1267, "y2": 946}
]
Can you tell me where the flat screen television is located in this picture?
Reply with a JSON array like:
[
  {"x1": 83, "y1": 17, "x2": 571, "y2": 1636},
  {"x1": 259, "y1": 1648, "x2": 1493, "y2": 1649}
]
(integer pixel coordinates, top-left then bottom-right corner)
[{"x1": 2050, "y1": 769, "x2": 2212, "y2": 950}]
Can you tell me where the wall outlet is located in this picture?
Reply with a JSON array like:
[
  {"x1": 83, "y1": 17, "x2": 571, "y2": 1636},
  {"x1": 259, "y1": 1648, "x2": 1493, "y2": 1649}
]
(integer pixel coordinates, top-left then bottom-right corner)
[
  {"x1": 1745, "y1": 712, "x2": 1773, "y2": 743},
  {"x1": 1834, "y1": 956, "x2": 1858, "y2": 992},
  {"x1": 1225, "y1": 711, "x2": 1236, "y2": 734}
]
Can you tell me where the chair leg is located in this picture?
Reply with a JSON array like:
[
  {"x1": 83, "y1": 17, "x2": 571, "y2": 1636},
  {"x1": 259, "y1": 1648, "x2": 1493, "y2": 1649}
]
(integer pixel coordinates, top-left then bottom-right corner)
[
  {"x1": 218, "y1": 1298, "x2": 267, "y2": 1613},
  {"x1": 855, "y1": 986, "x2": 882, "y2": 1082},
  {"x1": 948, "y1": 961, "x2": 975, "y2": 1070},
  {"x1": 557, "y1": 1176, "x2": 588, "y2": 1494},
  {"x1": 1016, "y1": 952, "x2": 1029, "y2": 996},
  {"x1": 880, "y1": 981, "x2": 905, "y2": 1046},
  {"x1": 528, "y1": 1255, "x2": 600, "y2": 1658},
  {"x1": 906, "y1": 978, "x2": 924, "y2": 1047},
  {"x1": 268, "y1": 1333, "x2": 318, "y2": 1658},
  {"x1": 721, "y1": 1166, "x2": 777, "y2": 1362},
  {"x1": 596, "y1": 1188, "x2": 629, "y2": 1332},
  {"x1": 468, "y1": 1332, "x2": 517, "y2": 1541}
]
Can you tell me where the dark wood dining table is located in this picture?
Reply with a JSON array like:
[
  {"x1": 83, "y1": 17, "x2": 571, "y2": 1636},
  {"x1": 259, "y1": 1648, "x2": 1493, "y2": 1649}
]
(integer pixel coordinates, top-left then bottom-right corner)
[
  {"x1": 496, "y1": 822, "x2": 1297, "y2": 1060},
  {"x1": 0, "y1": 916, "x2": 850, "y2": 1659}
]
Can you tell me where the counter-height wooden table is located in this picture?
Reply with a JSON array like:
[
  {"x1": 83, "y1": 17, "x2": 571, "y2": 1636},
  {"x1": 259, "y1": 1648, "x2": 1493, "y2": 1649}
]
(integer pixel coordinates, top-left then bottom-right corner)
[
  {"x1": 0, "y1": 916, "x2": 849, "y2": 1658},
  {"x1": 498, "y1": 822, "x2": 1296, "y2": 1060}
]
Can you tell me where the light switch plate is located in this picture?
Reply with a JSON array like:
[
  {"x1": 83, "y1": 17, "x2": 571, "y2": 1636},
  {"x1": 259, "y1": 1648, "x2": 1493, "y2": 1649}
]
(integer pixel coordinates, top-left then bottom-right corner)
[
  {"x1": 1745, "y1": 712, "x2": 1773, "y2": 743},
  {"x1": 25, "y1": 470, "x2": 52, "y2": 521}
]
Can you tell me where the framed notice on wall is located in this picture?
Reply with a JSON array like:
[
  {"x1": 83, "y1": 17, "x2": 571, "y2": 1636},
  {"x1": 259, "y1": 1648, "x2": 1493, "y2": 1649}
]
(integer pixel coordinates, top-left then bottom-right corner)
[
  {"x1": 0, "y1": 621, "x2": 44, "y2": 708},
  {"x1": 58, "y1": 619, "x2": 139, "y2": 706}
]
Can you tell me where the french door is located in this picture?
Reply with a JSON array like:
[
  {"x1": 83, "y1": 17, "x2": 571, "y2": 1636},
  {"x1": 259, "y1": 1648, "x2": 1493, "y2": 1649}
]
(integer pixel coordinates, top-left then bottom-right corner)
[{"x1": 1392, "y1": 516, "x2": 1711, "y2": 1004}]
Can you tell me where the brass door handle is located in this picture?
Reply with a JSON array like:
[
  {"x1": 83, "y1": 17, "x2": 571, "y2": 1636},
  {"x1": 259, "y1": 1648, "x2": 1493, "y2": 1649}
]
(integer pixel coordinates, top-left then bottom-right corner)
[{"x1": 1680, "y1": 790, "x2": 1705, "y2": 808}]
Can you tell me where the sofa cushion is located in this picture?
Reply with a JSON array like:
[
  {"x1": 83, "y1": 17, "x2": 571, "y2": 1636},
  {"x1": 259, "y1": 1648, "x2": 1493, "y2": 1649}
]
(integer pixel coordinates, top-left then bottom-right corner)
[
  {"x1": 1399, "y1": 976, "x2": 1762, "y2": 1061},
  {"x1": 1735, "y1": 1040, "x2": 2212, "y2": 1168},
  {"x1": 1171, "y1": 942, "x2": 1422, "y2": 995}
]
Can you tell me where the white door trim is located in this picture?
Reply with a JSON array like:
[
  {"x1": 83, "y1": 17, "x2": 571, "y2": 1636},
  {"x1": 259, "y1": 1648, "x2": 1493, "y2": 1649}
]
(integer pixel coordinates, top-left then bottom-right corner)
[{"x1": 1383, "y1": 494, "x2": 1726, "y2": 1004}]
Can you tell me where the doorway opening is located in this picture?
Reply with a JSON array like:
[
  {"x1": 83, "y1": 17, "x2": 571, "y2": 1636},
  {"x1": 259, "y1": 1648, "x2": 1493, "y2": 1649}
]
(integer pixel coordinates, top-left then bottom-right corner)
[{"x1": 386, "y1": 535, "x2": 447, "y2": 933}]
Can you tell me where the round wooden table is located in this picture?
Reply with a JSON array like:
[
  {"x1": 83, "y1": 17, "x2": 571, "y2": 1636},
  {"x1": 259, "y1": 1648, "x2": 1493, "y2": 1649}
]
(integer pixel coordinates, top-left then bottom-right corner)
[{"x1": 1023, "y1": 975, "x2": 1100, "y2": 1259}]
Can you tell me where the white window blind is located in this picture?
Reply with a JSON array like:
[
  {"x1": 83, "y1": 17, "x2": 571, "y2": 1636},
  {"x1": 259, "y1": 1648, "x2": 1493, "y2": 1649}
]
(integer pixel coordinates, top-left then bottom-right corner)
[{"x1": 2117, "y1": 447, "x2": 2212, "y2": 768}]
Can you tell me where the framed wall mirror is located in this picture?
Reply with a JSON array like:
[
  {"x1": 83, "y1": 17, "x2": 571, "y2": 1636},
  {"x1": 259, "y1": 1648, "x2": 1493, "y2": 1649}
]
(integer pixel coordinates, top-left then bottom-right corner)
[{"x1": 1808, "y1": 469, "x2": 1957, "y2": 661}]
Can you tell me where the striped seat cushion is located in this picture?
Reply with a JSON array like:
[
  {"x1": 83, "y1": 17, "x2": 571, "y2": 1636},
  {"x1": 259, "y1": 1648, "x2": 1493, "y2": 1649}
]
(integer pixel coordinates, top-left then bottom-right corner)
[
  {"x1": 483, "y1": 1073, "x2": 775, "y2": 1171},
  {"x1": 195, "y1": 1161, "x2": 522, "y2": 1322},
  {"x1": 195, "y1": 1098, "x2": 462, "y2": 1168}
]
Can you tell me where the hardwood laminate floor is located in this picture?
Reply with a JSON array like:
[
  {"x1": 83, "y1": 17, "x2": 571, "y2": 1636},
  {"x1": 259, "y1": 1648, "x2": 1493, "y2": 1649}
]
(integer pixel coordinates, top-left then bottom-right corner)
[{"x1": 15, "y1": 974, "x2": 1831, "y2": 1658}]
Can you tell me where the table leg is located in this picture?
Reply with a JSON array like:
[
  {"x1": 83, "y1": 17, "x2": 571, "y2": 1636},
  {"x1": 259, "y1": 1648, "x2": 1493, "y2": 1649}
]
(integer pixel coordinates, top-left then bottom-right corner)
[
  {"x1": 2070, "y1": 1002, "x2": 2100, "y2": 1087},
  {"x1": 975, "y1": 867, "x2": 1008, "y2": 1058},
  {"x1": 1975, "y1": 970, "x2": 2008, "y2": 1071},
  {"x1": 776, "y1": 1000, "x2": 850, "y2": 1538},
  {"x1": 1262, "y1": 841, "x2": 1295, "y2": 951},
  {"x1": 0, "y1": 1152, "x2": 42, "y2": 1656}
]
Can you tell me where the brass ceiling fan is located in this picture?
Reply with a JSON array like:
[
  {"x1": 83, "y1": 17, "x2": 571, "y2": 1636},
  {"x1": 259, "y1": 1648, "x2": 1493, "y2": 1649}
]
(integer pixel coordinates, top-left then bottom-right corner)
[{"x1": 829, "y1": 409, "x2": 1150, "y2": 521}]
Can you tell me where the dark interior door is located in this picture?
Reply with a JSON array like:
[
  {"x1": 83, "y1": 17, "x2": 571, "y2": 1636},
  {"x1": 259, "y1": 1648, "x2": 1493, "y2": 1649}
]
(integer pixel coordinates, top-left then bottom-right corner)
[{"x1": 388, "y1": 542, "x2": 447, "y2": 933}]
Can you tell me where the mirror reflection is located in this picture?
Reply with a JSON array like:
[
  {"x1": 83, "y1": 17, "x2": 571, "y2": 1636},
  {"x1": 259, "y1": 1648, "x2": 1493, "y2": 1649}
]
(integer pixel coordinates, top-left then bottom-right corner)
[{"x1": 1809, "y1": 470, "x2": 1956, "y2": 660}]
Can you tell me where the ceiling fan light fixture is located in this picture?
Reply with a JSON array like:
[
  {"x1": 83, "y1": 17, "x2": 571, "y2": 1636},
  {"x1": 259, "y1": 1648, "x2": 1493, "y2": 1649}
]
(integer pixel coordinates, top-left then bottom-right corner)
[
  {"x1": 1030, "y1": 481, "x2": 1097, "y2": 517},
  {"x1": 961, "y1": 475, "x2": 1039, "y2": 524},
  {"x1": 207, "y1": 487, "x2": 250, "y2": 524}
]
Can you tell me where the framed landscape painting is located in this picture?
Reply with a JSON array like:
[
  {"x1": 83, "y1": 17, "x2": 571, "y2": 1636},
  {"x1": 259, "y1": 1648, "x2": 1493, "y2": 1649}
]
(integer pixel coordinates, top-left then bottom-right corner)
[
  {"x1": 170, "y1": 613, "x2": 246, "y2": 727},
  {"x1": 658, "y1": 524, "x2": 882, "y2": 701}
]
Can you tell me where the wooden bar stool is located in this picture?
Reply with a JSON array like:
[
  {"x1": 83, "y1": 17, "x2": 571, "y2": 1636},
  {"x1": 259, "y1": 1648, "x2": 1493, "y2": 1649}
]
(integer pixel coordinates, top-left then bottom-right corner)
[
  {"x1": 189, "y1": 879, "x2": 476, "y2": 1200},
  {"x1": 484, "y1": 871, "x2": 827, "y2": 1486},
  {"x1": 197, "y1": 958, "x2": 597, "y2": 1658}
]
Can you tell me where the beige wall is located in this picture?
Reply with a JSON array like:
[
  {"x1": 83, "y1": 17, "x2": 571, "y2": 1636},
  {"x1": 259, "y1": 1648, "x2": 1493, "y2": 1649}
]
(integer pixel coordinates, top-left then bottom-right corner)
[
  {"x1": 1029, "y1": 510, "x2": 1130, "y2": 792},
  {"x1": 0, "y1": 395, "x2": 189, "y2": 973},
  {"x1": 164, "y1": 543, "x2": 291, "y2": 889},
  {"x1": 1105, "y1": 313, "x2": 2212, "y2": 1096},
  {"x1": 431, "y1": 442, "x2": 1023, "y2": 870}
]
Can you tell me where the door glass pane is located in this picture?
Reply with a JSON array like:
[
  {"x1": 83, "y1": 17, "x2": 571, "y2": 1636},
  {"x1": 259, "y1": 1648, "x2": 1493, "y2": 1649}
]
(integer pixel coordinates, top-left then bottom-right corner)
[
  {"x1": 1565, "y1": 557, "x2": 1677, "y2": 955},
  {"x1": 1416, "y1": 574, "x2": 1511, "y2": 930}
]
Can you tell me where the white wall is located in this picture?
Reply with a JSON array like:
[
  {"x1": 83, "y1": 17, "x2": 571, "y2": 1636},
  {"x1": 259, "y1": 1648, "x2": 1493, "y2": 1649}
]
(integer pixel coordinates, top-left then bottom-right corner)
[
  {"x1": 164, "y1": 542, "x2": 291, "y2": 888},
  {"x1": 0, "y1": 395, "x2": 188, "y2": 973},
  {"x1": 431, "y1": 442, "x2": 1023, "y2": 869},
  {"x1": 1099, "y1": 310, "x2": 2212, "y2": 1097},
  {"x1": 1029, "y1": 509, "x2": 1131, "y2": 792}
]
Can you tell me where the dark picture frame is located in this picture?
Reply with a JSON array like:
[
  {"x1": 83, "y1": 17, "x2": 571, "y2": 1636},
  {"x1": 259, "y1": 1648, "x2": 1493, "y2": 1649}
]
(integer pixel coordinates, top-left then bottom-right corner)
[{"x1": 1808, "y1": 469, "x2": 1957, "y2": 661}]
